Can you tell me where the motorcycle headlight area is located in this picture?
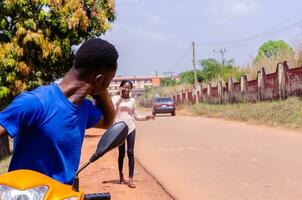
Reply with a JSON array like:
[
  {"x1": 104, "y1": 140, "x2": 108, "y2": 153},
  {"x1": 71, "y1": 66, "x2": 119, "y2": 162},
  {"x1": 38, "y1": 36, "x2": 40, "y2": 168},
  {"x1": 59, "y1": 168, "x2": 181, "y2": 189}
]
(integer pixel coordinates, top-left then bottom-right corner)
[{"x1": 0, "y1": 185, "x2": 48, "y2": 200}]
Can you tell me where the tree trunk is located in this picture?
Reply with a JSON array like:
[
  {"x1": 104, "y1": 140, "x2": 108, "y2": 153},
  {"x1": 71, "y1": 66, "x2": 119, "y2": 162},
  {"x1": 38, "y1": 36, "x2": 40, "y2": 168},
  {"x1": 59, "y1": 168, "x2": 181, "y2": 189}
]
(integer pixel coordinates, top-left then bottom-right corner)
[{"x1": 0, "y1": 135, "x2": 10, "y2": 160}]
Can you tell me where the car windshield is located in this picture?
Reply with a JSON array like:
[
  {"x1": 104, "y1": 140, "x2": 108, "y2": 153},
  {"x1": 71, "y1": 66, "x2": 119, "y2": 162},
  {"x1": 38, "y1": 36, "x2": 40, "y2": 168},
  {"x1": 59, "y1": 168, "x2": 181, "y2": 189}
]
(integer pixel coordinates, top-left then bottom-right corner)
[{"x1": 155, "y1": 98, "x2": 173, "y2": 103}]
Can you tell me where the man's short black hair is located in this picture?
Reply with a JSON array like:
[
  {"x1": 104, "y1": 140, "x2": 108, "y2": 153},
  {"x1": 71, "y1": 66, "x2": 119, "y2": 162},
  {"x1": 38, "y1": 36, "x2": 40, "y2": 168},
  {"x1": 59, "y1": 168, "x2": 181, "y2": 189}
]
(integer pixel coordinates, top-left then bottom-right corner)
[{"x1": 74, "y1": 38, "x2": 118, "y2": 74}]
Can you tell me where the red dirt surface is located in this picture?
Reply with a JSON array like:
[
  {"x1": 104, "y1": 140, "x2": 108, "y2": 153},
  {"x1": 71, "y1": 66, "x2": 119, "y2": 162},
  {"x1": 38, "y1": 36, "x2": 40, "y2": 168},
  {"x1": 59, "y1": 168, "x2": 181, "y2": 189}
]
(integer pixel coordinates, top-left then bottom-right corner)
[{"x1": 79, "y1": 128, "x2": 174, "y2": 200}]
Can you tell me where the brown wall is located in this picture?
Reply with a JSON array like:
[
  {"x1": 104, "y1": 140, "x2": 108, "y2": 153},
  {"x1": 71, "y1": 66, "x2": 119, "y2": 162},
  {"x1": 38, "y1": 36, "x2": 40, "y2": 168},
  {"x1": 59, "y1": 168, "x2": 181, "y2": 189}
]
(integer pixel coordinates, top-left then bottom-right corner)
[{"x1": 174, "y1": 61, "x2": 302, "y2": 105}]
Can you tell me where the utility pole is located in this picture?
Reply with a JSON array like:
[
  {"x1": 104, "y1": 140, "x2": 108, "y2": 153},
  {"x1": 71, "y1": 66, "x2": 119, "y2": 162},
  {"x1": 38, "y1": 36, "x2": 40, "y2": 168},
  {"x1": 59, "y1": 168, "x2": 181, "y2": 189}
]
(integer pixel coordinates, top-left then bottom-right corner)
[
  {"x1": 213, "y1": 48, "x2": 227, "y2": 67},
  {"x1": 192, "y1": 41, "x2": 199, "y2": 104},
  {"x1": 155, "y1": 69, "x2": 158, "y2": 98}
]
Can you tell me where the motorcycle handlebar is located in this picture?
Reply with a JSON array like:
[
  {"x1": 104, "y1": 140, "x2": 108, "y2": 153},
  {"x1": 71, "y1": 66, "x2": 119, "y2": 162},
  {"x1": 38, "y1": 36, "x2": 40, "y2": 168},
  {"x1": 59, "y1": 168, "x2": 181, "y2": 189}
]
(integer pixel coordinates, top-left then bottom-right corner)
[{"x1": 84, "y1": 193, "x2": 111, "y2": 200}]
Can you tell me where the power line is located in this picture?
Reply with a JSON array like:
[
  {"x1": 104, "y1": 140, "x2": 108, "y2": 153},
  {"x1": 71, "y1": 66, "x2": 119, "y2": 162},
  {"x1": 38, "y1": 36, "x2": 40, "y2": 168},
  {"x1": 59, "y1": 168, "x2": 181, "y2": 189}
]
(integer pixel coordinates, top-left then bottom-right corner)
[
  {"x1": 199, "y1": 17, "x2": 302, "y2": 47},
  {"x1": 195, "y1": 12, "x2": 302, "y2": 48},
  {"x1": 225, "y1": 20, "x2": 302, "y2": 50},
  {"x1": 169, "y1": 44, "x2": 192, "y2": 71},
  {"x1": 193, "y1": 19, "x2": 302, "y2": 52},
  {"x1": 167, "y1": 13, "x2": 302, "y2": 75},
  {"x1": 168, "y1": 14, "x2": 302, "y2": 75}
]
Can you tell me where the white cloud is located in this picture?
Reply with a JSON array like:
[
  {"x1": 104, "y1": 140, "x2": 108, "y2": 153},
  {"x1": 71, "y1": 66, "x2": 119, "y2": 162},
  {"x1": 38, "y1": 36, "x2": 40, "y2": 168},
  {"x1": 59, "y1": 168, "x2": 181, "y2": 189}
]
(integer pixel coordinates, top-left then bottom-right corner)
[
  {"x1": 138, "y1": 12, "x2": 162, "y2": 26},
  {"x1": 113, "y1": 24, "x2": 170, "y2": 42},
  {"x1": 227, "y1": 0, "x2": 259, "y2": 16},
  {"x1": 203, "y1": 0, "x2": 261, "y2": 24}
]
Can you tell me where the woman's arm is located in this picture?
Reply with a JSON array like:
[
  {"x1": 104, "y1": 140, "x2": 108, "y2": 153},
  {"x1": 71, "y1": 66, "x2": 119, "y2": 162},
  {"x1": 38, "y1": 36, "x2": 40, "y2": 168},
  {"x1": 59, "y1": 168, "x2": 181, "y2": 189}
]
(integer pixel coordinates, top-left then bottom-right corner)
[{"x1": 132, "y1": 99, "x2": 154, "y2": 121}]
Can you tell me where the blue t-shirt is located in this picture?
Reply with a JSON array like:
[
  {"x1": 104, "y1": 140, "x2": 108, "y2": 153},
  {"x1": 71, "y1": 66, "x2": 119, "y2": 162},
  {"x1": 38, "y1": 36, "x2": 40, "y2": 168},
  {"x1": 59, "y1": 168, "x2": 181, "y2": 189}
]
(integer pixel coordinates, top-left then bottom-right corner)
[{"x1": 0, "y1": 84, "x2": 102, "y2": 184}]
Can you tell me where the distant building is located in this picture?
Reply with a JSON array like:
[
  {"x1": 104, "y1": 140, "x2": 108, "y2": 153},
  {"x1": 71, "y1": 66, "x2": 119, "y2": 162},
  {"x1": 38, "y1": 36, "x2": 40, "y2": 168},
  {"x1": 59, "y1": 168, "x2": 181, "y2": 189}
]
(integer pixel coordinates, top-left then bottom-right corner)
[{"x1": 109, "y1": 76, "x2": 163, "y2": 98}]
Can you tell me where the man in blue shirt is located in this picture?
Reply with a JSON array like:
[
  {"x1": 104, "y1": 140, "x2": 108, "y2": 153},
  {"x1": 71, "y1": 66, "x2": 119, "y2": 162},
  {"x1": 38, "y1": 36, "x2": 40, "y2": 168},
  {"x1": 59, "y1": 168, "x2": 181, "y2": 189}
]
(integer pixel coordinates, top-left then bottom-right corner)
[{"x1": 0, "y1": 38, "x2": 118, "y2": 185}]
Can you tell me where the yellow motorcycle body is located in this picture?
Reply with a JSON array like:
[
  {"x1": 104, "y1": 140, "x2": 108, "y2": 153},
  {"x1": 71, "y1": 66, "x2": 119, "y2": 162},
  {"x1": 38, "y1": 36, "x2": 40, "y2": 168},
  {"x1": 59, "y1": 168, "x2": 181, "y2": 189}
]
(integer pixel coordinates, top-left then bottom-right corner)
[
  {"x1": 0, "y1": 169, "x2": 83, "y2": 200},
  {"x1": 0, "y1": 122, "x2": 129, "y2": 200}
]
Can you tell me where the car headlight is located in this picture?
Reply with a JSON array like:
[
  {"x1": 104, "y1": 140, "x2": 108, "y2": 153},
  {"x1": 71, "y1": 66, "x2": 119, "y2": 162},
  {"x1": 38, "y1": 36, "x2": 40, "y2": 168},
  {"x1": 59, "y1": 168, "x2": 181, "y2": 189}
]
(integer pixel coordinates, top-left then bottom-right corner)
[{"x1": 0, "y1": 185, "x2": 48, "y2": 200}]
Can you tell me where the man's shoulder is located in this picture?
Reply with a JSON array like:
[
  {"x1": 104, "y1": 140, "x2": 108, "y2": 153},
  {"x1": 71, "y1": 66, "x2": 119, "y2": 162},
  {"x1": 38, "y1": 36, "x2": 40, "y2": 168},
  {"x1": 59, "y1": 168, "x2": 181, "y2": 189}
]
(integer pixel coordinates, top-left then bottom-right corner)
[
  {"x1": 21, "y1": 84, "x2": 57, "y2": 113},
  {"x1": 13, "y1": 86, "x2": 49, "y2": 105},
  {"x1": 29, "y1": 84, "x2": 56, "y2": 101},
  {"x1": 29, "y1": 84, "x2": 54, "y2": 95}
]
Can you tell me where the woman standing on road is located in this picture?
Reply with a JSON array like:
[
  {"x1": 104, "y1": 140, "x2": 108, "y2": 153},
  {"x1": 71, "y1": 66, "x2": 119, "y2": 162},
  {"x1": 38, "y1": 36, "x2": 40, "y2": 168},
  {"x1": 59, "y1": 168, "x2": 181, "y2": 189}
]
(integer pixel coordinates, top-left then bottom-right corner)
[{"x1": 112, "y1": 80, "x2": 154, "y2": 188}]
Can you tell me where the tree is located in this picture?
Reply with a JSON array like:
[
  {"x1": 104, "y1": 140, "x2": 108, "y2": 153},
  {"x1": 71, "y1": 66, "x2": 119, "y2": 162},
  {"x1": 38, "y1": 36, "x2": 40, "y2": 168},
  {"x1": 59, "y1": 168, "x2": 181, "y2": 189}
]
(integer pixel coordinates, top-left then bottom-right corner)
[
  {"x1": 0, "y1": 0, "x2": 116, "y2": 105},
  {"x1": 220, "y1": 65, "x2": 244, "y2": 82},
  {"x1": 256, "y1": 40, "x2": 294, "y2": 60},
  {"x1": 179, "y1": 70, "x2": 204, "y2": 84},
  {"x1": 0, "y1": 0, "x2": 115, "y2": 159},
  {"x1": 199, "y1": 58, "x2": 222, "y2": 81},
  {"x1": 199, "y1": 58, "x2": 244, "y2": 82},
  {"x1": 179, "y1": 59, "x2": 222, "y2": 84},
  {"x1": 160, "y1": 77, "x2": 177, "y2": 87}
]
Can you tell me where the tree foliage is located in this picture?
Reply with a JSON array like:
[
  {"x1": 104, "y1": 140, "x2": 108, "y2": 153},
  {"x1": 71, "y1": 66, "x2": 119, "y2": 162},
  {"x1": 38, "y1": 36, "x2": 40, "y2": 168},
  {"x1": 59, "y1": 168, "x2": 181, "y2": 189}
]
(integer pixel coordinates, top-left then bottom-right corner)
[
  {"x1": 0, "y1": 0, "x2": 116, "y2": 104},
  {"x1": 179, "y1": 58, "x2": 243, "y2": 84},
  {"x1": 160, "y1": 77, "x2": 177, "y2": 87},
  {"x1": 199, "y1": 58, "x2": 221, "y2": 81},
  {"x1": 179, "y1": 70, "x2": 204, "y2": 84},
  {"x1": 256, "y1": 40, "x2": 294, "y2": 60},
  {"x1": 200, "y1": 58, "x2": 243, "y2": 82}
]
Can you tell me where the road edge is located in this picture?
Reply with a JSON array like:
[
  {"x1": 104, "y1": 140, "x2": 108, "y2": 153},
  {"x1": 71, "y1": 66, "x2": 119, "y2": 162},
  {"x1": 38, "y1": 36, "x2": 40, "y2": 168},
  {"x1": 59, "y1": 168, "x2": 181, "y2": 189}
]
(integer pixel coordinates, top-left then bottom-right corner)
[{"x1": 135, "y1": 157, "x2": 177, "y2": 200}]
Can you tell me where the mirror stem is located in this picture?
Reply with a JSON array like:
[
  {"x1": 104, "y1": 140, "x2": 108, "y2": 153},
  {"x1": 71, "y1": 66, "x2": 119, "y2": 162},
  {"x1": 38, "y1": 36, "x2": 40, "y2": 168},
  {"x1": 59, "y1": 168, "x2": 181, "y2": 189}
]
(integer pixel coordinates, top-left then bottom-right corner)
[
  {"x1": 76, "y1": 160, "x2": 91, "y2": 176},
  {"x1": 72, "y1": 176, "x2": 79, "y2": 192},
  {"x1": 72, "y1": 160, "x2": 91, "y2": 191},
  {"x1": 90, "y1": 153, "x2": 100, "y2": 162}
]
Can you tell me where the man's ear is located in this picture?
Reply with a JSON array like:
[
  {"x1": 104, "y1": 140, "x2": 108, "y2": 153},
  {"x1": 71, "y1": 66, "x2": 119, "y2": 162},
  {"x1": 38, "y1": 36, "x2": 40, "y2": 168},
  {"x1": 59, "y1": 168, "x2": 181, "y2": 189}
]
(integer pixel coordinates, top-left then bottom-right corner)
[{"x1": 95, "y1": 74, "x2": 104, "y2": 84}]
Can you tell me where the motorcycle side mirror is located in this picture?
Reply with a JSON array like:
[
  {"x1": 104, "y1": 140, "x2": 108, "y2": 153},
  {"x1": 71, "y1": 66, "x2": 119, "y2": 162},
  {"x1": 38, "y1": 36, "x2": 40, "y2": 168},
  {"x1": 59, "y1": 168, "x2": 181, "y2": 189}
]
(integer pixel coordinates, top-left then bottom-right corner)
[
  {"x1": 72, "y1": 122, "x2": 128, "y2": 191},
  {"x1": 90, "y1": 122, "x2": 129, "y2": 162}
]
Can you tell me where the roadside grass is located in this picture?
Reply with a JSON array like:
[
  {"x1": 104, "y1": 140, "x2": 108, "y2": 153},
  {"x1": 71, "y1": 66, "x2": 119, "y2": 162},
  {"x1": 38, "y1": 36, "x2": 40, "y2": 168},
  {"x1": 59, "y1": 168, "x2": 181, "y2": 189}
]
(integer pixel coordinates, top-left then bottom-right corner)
[{"x1": 183, "y1": 97, "x2": 302, "y2": 129}]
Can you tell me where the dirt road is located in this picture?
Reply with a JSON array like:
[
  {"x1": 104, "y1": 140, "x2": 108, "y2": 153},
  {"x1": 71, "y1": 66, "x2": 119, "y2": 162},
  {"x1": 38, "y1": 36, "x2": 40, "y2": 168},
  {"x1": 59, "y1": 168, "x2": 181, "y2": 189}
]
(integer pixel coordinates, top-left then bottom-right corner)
[
  {"x1": 135, "y1": 115, "x2": 302, "y2": 200},
  {"x1": 80, "y1": 128, "x2": 173, "y2": 200}
]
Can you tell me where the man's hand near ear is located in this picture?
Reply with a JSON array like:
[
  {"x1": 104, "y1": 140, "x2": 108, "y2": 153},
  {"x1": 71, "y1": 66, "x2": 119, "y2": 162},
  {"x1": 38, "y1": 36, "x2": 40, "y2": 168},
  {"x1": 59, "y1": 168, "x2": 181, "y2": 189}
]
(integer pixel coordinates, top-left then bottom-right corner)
[{"x1": 93, "y1": 90, "x2": 115, "y2": 129}]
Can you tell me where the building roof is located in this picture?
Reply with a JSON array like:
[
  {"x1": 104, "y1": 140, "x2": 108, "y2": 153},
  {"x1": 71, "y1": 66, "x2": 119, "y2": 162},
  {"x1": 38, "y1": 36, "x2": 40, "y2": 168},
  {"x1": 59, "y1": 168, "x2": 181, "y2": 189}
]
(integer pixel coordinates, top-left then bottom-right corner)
[{"x1": 112, "y1": 76, "x2": 164, "y2": 81}]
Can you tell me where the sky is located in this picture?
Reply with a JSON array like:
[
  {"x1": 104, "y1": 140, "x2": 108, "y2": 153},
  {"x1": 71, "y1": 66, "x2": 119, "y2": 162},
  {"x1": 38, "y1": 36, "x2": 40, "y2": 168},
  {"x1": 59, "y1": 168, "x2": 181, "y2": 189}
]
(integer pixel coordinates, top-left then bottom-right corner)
[{"x1": 102, "y1": 0, "x2": 302, "y2": 77}]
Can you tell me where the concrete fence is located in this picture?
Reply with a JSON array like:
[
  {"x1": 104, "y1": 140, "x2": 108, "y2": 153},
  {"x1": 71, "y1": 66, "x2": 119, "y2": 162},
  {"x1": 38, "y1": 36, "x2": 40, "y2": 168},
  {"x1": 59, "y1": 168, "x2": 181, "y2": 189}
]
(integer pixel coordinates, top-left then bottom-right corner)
[{"x1": 173, "y1": 61, "x2": 302, "y2": 105}]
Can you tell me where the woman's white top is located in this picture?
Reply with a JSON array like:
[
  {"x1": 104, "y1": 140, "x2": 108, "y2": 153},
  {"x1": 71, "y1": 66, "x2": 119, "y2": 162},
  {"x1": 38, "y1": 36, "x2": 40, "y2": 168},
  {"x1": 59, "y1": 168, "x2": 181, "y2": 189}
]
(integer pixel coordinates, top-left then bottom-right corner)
[{"x1": 112, "y1": 95, "x2": 145, "y2": 134}]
